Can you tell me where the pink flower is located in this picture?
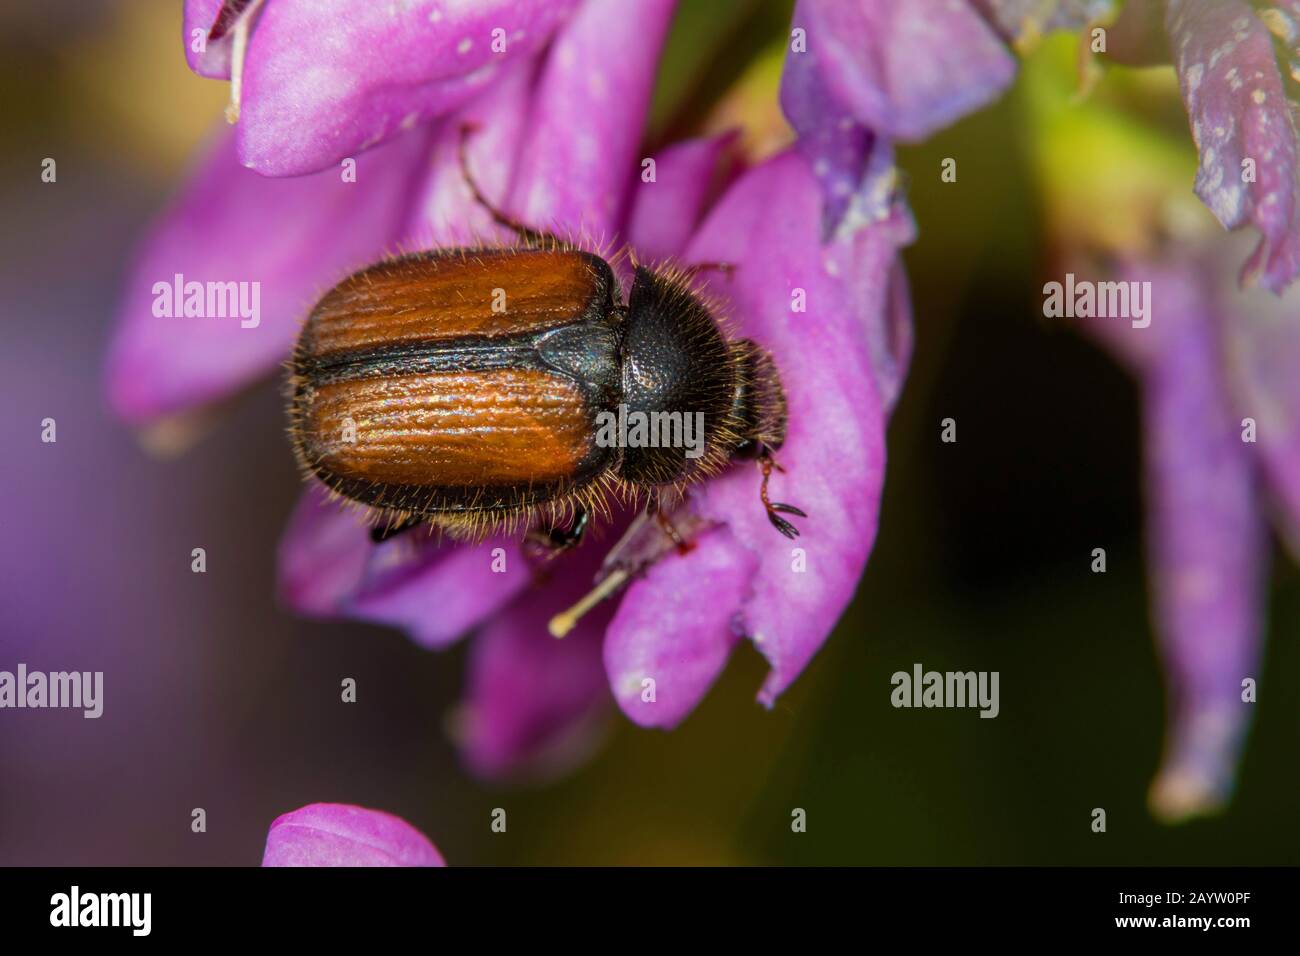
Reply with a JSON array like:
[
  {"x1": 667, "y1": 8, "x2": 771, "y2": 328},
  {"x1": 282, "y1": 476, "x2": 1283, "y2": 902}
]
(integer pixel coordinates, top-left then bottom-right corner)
[
  {"x1": 182, "y1": 0, "x2": 581, "y2": 176},
  {"x1": 109, "y1": 0, "x2": 1034, "y2": 778},
  {"x1": 1164, "y1": 0, "x2": 1300, "y2": 293},
  {"x1": 1075, "y1": 234, "x2": 1300, "y2": 819},
  {"x1": 262, "y1": 803, "x2": 444, "y2": 866}
]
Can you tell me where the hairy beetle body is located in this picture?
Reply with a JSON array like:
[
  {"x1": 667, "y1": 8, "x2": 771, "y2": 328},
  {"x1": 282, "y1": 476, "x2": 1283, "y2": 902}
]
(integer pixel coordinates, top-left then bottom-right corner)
[
  {"x1": 292, "y1": 247, "x2": 624, "y2": 532},
  {"x1": 290, "y1": 242, "x2": 793, "y2": 540},
  {"x1": 289, "y1": 131, "x2": 801, "y2": 545}
]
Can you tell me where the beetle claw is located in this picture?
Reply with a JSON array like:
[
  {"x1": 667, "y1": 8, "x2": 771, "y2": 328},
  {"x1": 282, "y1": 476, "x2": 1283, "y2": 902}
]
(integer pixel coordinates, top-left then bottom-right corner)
[
  {"x1": 757, "y1": 449, "x2": 805, "y2": 538},
  {"x1": 370, "y1": 515, "x2": 421, "y2": 543},
  {"x1": 767, "y1": 510, "x2": 801, "y2": 539},
  {"x1": 526, "y1": 507, "x2": 589, "y2": 559},
  {"x1": 767, "y1": 499, "x2": 805, "y2": 537}
]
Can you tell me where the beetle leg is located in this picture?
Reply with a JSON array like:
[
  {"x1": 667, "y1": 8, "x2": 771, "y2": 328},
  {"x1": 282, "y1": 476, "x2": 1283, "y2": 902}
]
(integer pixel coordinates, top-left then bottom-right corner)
[
  {"x1": 758, "y1": 447, "x2": 807, "y2": 539},
  {"x1": 370, "y1": 515, "x2": 422, "y2": 544},
  {"x1": 646, "y1": 492, "x2": 693, "y2": 555},
  {"x1": 458, "y1": 124, "x2": 553, "y2": 247},
  {"x1": 527, "y1": 506, "x2": 590, "y2": 557},
  {"x1": 548, "y1": 507, "x2": 709, "y2": 638}
]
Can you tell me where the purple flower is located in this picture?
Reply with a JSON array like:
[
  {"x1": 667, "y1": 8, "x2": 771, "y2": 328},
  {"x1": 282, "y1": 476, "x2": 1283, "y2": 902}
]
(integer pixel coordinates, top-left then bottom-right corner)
[
  {"x1": 110, "y1": 0, "x2": 1037, "y2": 778},
  {"x1": 273, "y1": 142, "x2": 913, "y2": 766},
  {"x1": 1161, "y1": 0, "x2": 1300, "y2": 292},
  {"x1": 1074, "y1": 235, "x2": 1300, "y2": 819},
  {"x1": 107, "y1": 125, "x2": 436, "y2": 423},
  {"x1": 634, "y1": 150, "x2": 911, "y2": 711},
  {"x1": 182, "y1": 0, "x2": 581, "y2": 176},
  {"x1": 846, "y1": 0, "x2": 1300, "y2": 294},
  {"x1": 262, "y1": 803, "x2": 444, "y2": 866},
  {"x1": 778, "y1": 0, "x2": 1116, "y2": 235},
  {"x1": 1014, "y1": 1, "x2": 1300, "y2": 819}
]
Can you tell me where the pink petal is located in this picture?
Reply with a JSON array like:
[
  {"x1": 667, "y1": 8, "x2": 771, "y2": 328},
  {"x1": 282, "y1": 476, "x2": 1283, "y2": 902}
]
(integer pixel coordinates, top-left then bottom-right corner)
[
  {"x1": 262, "y1": 803, "x2": 444, "y2": 867},
  {"x1": 623, "y1": 133, "x2": 738, "y2": 264},
  {"x1": 276, "y1": 487, "x2": 529, "y2": 650},
  {"x1": 782, "y1": 0, "x2": 998, "y2": 232},
  {"x1": 407, "y1": 0, "x2": 682, "y2": 248},
  {"x1": 276, "y1": 485, "x2": 373, "y2": 617},
  {"x1": 1219, "y1": 259, "x2": 1300, "y2": 556},
  {"x1": 672, "y1": 149, "x2": 905, "y2": 706},
  {"x1": 1080, "y1": 260, "x2": 1264, "y2": 820},
  {"x1": 784, "y1": 0, "x2": 1016, "y2": 144},
  {"x1": 107, "y1": 123, "x2": 433, "y2": 423},
  {"x1": 402, "y1": 56, "x2": 540, "y2": 248},
  {"x1": 183, "y1": 0, "x2": 236, "y2": 78},
  {"x1": 459, "y1": 546, "x2": 613, "y2": 779},
  {"x1": 508, "y1": 0, "x2": 679, "y2": 238},
  {"x1": 873, "y1": 256, "x2": 914, "y2": 414},
  {"x1": 346, "y1": 535, "x2": 531, "y2": 650},
  {"x1": 604, "y1": 527, "x2": 756, "y2": 728},
  {"x1": 1146, "y1": 305, "x2": 1265, "y2": 821},
  {"x1": 231, "y1": 0, "x2": 579, "y2": 176},
  {"x1": 1166, "y1": 0, "x2": 1300, "y2": 292}
]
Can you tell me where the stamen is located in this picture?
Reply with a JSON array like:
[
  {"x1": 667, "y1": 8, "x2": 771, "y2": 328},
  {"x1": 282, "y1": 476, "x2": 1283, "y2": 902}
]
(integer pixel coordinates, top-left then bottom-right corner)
[
  {"x1": 223, "y1": 0, "x2": 265, "y2": 124},
  {"x1": 548, "y1": 506, "x2": 708, "y2": 638},
  {"x1": 549, "y1": 569, "x2": 629, "y2": 638}
]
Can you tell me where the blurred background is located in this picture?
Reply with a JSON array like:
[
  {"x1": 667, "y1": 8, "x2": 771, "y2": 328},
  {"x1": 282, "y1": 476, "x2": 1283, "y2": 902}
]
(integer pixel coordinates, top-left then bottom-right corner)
[{"x1": 1, "y1": 0, "x2": 1297, "y2": 865}]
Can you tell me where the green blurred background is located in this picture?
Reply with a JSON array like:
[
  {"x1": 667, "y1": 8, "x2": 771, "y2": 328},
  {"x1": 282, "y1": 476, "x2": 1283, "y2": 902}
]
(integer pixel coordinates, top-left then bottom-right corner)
[{"x1": 1, "y1": 1, "x2": 1297, "y2": 865}]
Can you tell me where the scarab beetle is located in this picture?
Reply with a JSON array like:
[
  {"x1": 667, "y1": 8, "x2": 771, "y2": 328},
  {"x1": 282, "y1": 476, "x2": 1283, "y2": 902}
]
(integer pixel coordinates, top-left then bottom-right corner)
[{"x1": 288, "y1": 128, "x2": 803, "y2": 552}]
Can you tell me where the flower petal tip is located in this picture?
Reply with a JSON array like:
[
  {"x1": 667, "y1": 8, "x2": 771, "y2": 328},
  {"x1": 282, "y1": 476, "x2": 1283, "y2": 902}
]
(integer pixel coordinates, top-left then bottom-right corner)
[
  {"x1": 604, "y1": 528, "x2": 755, "y2": 729},
  {"x1": 1166, "y1": 0, "x2": 1300, "y2": 294},
  {"x1": 1148, "y1": 769, "x2": 1229, "y2": 824},
  {"x1": 262, "y1": 803, "x2": 444, "y2": 867},
  {"x1": 1148, "y1": 703, "x2": 1251, "y2": 824}
]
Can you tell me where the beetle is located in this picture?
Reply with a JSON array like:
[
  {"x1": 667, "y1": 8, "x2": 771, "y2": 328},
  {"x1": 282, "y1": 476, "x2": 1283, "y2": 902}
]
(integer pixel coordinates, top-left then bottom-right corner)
[{"x1": 288, "y1": 127, "x2": 804, "y2": 552}]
